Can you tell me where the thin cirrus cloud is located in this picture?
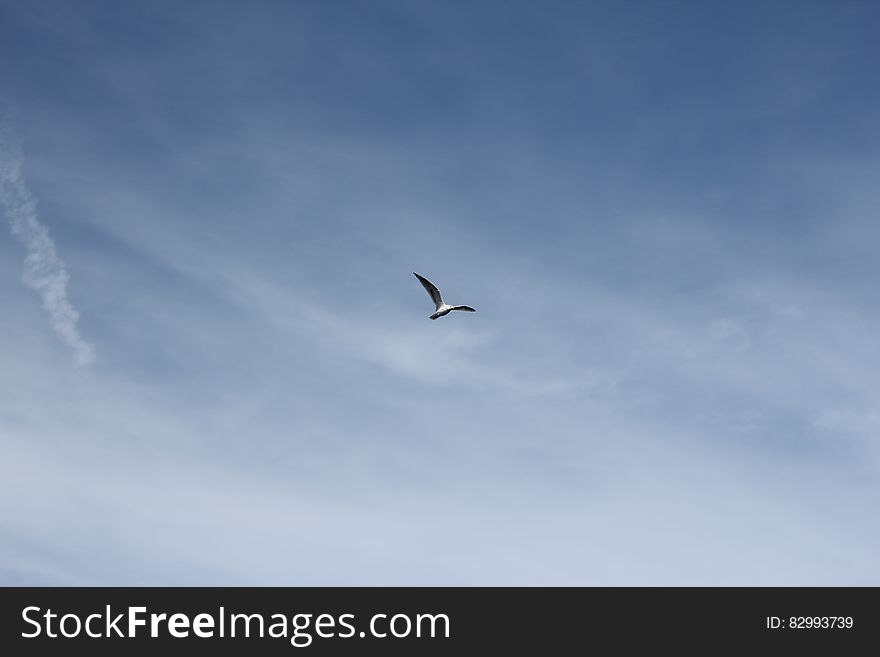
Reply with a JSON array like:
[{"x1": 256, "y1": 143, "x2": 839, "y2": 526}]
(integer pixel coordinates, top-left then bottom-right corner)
[{"x1": 0, "y1": 120, "x2": 94, "y2": 368}]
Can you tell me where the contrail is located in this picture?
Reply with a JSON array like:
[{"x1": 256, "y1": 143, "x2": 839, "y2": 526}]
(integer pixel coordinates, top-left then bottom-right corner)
[{"x1": 0, "y1": 123, "x2": 95, "y2": 367}]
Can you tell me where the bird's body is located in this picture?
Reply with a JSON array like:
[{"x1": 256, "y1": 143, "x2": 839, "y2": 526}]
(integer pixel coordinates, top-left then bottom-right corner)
[
  {"x1": 430, "y1": 304, "x2": 455, "y2": 320},
  {"x1": 413, "y1": 272, "x2": 476, "y2": 320}
]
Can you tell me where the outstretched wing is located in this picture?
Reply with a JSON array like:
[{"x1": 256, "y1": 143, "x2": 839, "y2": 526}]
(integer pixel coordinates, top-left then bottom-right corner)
[
  {"x1": 451, "y1": 305, "x2": 476, "y2": 312},
  {"x1": 413, "y1": 272, "x2": 443, "y2": 310}
]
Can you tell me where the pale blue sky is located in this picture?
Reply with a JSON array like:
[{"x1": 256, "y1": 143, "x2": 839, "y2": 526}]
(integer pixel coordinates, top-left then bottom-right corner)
[{"x1": 1, "y1": 0, "x2": 879, "y2": 584}]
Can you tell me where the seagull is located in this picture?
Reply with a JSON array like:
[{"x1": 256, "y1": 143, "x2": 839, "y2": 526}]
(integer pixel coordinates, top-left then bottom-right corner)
[{"x1": 413, "y1": 272, "x2": 476, "y2": 320}]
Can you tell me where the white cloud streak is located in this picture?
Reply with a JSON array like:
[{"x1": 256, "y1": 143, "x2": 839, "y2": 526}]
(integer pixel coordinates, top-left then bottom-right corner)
[{"x1": 0, "y1": 122, "x2": 94, "y2": 367}]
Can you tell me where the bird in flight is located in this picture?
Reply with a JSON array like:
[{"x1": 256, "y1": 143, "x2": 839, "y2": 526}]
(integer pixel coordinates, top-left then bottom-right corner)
[{"x1": 413, "y1": 272, "x2": 476, "y2": 320}]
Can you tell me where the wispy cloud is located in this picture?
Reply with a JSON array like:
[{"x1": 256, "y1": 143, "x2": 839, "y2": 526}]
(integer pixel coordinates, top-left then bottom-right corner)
[{"x1": 0, "y1": 121, "x2": 94, "y2": 367}]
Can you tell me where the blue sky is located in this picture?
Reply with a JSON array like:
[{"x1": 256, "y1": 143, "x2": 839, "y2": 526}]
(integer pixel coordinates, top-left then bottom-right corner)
[{"x1": 1, "y1": 0, "x2": 879, "y2": 584}]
